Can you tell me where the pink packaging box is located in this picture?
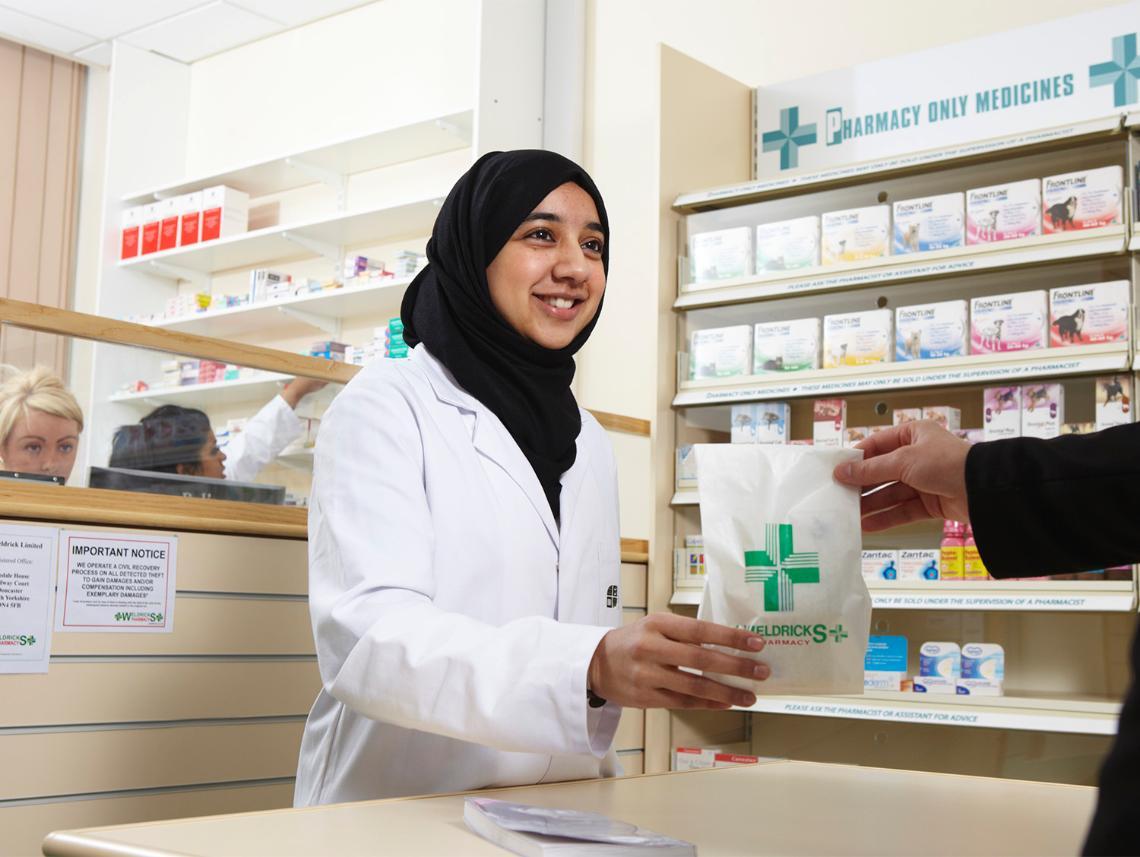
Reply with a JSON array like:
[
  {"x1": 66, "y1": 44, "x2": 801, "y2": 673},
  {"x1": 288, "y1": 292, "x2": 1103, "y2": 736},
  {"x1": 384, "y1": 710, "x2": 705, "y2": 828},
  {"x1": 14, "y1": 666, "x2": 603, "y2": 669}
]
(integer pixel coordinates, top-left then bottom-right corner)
[{"x1": 970, "y1": 291, "x2": 1047, "y2": 354}]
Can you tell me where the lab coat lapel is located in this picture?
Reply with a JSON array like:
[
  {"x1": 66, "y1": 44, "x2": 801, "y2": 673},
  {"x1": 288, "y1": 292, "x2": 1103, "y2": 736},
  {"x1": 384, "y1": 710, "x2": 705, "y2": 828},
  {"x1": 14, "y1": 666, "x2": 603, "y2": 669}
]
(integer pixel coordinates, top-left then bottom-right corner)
[{"x1": 414, "y1": 347, "x2": 559, "y2": 547}]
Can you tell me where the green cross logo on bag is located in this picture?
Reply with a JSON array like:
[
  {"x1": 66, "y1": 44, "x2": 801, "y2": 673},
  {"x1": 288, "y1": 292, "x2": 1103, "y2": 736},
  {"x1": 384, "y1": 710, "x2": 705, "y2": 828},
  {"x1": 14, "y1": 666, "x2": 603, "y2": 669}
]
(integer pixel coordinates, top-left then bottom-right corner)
[{"x1": 744, "y1": 523, "x2": 820, "y2": 612}]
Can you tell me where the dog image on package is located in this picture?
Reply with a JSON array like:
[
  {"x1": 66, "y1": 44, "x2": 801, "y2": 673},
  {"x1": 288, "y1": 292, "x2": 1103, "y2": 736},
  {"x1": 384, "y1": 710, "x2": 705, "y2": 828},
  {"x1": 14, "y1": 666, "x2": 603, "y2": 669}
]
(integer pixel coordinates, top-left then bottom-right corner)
[
  {"x1": 695, "y1": 444, "x2": 870, "y2": 695},
  {"x1": 1042, "y1": 166, "x2": 1123, "y2": 233}
]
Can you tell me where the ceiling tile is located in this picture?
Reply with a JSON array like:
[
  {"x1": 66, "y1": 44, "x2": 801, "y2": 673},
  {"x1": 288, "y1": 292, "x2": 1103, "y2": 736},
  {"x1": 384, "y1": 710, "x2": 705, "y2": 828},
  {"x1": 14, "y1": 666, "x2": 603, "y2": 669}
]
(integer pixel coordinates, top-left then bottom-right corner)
[
  {"x1": 119, "y1": 1, "x2": 282, "y2": 63},
  {"x1": 0, "y1": 0, "x2": 206, "y2": 41},
  {"x1": 0, "y1": 5, "x2": 96, "y2": 54},
  {"x1": 227, "y1": 0, "x2": 374, "y2": 28},
  {"x1": 72, "y1": 40, "x2": 111, "y2": 67}
]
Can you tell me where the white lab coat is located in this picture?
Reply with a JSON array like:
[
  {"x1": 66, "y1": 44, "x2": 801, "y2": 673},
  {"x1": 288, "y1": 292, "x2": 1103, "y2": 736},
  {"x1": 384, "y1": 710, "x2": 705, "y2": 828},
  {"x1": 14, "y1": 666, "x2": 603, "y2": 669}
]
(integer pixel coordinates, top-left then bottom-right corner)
[
  {"x1": 294, "y1": 345, "x2": 624, "y2": 806},
  {"x1": 223, "y1": 395, "x2": 303, "y2": 483}
]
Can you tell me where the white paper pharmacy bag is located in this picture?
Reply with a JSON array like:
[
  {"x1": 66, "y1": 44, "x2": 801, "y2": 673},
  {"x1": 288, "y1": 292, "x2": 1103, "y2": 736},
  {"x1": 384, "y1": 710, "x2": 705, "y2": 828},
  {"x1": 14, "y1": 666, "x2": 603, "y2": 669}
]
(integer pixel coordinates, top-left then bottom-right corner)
[{"x1": 695, "y1": 444, "x2": 870, "y2": 695}]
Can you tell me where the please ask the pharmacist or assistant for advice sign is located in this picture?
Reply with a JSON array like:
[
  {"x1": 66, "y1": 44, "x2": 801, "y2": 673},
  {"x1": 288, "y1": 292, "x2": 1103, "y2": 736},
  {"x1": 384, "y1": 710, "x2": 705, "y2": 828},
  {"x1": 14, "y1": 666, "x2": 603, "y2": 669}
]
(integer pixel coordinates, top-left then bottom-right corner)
[{"x1": 54, "y1": 531, "x2": 178, "y2": 634}]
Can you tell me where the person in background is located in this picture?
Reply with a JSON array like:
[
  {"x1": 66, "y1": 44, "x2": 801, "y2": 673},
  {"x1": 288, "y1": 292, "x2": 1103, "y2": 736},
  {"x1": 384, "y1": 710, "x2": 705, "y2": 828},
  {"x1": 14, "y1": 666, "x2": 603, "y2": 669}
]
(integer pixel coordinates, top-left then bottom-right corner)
[
  {"x1": 0, "y1": 366, "x2": 84, "y2": 483},
  {"x1": 109, "y1": 376, "x2": 325, "y2": 481},
  {"x1": 833, "y1": 419, "x2": 1140, "y2": 856},
  {"x1": 223, "y1": 376, "x2": 326, "y2": 482}
]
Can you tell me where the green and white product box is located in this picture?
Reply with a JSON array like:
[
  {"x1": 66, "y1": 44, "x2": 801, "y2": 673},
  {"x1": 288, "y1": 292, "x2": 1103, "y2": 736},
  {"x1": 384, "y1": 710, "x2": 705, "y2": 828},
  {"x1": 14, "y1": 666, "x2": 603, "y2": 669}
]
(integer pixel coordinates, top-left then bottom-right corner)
[
  {"x1": 691, "y1": 325, "x2": 752, "y2": 379},
  {"x1": 753, "y1": 317, "x2": 821, "y2": 373},
  {"x1": 689, "y1": 226, "x2": 752, "y2": 283},
  {"x1": 755, "y1": 216, "x2": 820, "y2": 272}
]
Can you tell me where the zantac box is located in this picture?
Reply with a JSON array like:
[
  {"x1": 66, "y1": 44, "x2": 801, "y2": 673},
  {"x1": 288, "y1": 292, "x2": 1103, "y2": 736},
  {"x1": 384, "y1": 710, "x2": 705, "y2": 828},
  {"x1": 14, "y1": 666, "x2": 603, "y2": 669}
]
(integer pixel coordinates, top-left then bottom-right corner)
[
  {"x1": 892, "y1": 192, "x2": 964, "y2": 254},
  {"x1": 1042, "y1": 166, "x2": 1123, "y2": 233},
  {"x1": 895, "y1": 300, "x2": 968, "y2": 361},
  {"x1": 691, "y1": 325, "x2": 752, "y2": 379},
  {"x1": 983, "y1": 386, "x2": 1022, "y2": 441},
  {"x1": 690, "y1": 226, "x2": 752, "y2": 283},
  {"x1": 1049, "y1": 280, "x2": 1130, "y2": 346},
  {"x1": 824, "y1": 309, "x2": 893, "y2": 367},
  {"x1": 970, "y1": 291, "x2": 1048, "y2": 354},
  {"x1": 753, "y1": 317, "x2": 820, "y2": 373},
  {"x1": 731, "y1": 403, "x2": 790, "y2": 445},
  {"x1": 966, "y1": 179, "x2": 1041, "y2": 244},
  {"x1": 821, "y1": 205, "x2": 889, "y2": 264},
  {"x1": 862, "y1": 549, "x2": 899, "y2": 581},
  {"x1": 755, "y1": 216, "x2": 820, "y2": 272},
  {"x1": 899, "y1": 549, "x2": 940, "y2": 581}
]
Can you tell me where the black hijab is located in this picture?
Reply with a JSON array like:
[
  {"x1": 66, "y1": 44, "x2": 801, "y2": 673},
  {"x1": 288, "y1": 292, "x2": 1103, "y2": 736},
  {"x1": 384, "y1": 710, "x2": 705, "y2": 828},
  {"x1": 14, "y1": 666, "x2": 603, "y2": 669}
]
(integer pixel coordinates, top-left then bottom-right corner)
[{"x1": 400, "y1": 150, "x2": 609, "y2": 521}]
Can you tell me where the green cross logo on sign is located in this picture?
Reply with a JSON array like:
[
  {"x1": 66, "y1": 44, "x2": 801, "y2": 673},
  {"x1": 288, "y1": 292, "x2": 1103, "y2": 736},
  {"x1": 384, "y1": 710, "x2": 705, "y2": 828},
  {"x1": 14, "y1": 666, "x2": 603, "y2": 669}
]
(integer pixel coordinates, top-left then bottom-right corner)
[
  {"x1": 1090, "y1": 33, "x2": 1140, "y2": 107},
  {"x1": 744, "y1": 523, "x2": 820, "y2": 612},
  {"x1": 761, "y1": 106, "x2": 817, "y2": 171},
  {"x1": 829, "y1": 625, "x2": 848, "y2": 643}
]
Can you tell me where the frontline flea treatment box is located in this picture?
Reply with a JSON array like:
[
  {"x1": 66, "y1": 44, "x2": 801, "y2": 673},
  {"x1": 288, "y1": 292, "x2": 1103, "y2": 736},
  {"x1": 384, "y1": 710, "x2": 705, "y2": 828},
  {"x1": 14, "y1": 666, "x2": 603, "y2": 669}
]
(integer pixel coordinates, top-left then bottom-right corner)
[
  {"x1": 892, "y1": 193, "x2": 964, "y2": 254},
  {"x1": 755, "y1": 216, "x2": 820, "y2": 272},
  {"x1": 895, "y1": 300, "x2": 968, "y2": 361},
  {"x1": 970, "y1": 291, "x2": 1047, "y2": 354},
  {"x1": 691, "y1": 325, "x2": 752, "y2": 379},
  {"x1": 821, "y1": 206, "x2": 889, "y2": 264},
  {"x1": 690, "y1": 227, "x2": 752, "y2": 283},
  {"x1": 966, "y1": 179, "x2": 1041, "y2": 244},
  {"x1": 1049, "y1": 280, "x2": 1130, "y2": 346},
  {"x1": 753, "y1": 318, "x2": 821, "y2": 373},
  {"x1": 1042, "y1": 166, "x2": 1123, "y2": 233},
  {"x1": 823, "y1": 310, "x2": 893, "y2": 367}
]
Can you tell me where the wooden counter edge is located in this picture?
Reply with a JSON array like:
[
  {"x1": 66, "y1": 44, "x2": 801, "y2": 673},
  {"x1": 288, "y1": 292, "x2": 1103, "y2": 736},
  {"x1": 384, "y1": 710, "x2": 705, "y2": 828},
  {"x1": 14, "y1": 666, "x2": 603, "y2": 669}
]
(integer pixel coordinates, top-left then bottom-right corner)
[
  {"x1": 0, "y1": 484, "x2": 650, "y2": 555},
  {"x1": 0, "y1": 482, "x2": 307, "y2": 539}
]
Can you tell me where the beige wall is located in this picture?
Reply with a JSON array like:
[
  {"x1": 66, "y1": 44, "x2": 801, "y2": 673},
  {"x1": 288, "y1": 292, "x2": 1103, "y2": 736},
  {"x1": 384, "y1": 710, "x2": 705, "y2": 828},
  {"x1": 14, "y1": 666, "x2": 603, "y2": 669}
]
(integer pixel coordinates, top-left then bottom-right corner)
[
  {"x1": 574, "y1": 0, "x2": 1130, "y2": 560},
  {"x1": 0, "y1": 37, "x2": 84, "y2": 373}
]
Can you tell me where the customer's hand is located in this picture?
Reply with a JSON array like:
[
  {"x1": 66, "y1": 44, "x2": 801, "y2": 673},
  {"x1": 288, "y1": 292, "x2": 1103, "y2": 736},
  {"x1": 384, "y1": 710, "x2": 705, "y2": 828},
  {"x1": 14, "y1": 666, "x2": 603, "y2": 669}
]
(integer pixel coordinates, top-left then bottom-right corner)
[
  {"x1": 281, "y1": 377, "x2": 328, "y2": 409},
  {"x1": 587, "y1": 613, "x2": 767, "y2": 710},
  {"x1": 833, "y1": 419, "x2": 971, "y2": 531}
]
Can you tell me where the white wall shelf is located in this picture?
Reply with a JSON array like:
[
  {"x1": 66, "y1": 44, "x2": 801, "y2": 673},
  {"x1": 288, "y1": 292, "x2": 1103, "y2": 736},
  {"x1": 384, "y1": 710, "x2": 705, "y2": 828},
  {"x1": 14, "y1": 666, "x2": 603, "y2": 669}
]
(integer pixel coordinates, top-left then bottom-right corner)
[
  {"x1": 121, "y1": 111, "x2": 474, "y2": 203},
  {"x1": 670, "y1": 489, "x2": 698, "y2": 507},
  {"x1": 1129, "y1": 233, "x2": 1139, "y2": 253},
  {"x1": 151, "y1": 277, "x2": 413, "y2": 339},
  {"x1": 675, "y1": 226, "x2": 1127, "y2": 309},
  {"x1": 119, "y1": 198, "x2": 441, "y2": 277},
  {"x1": 109, "y1": 373, "x2": 290, "y2": 410},
  {"x1": 741, "y1": 690, "x2": 1120, "y2": 736},
  {"x1": 673, "y1": 116, "x2": 1124, "y2": 212},
  {"x1": 674, "y1": 342, "x2": 1130, "y2": 407},
  {"x1": 868, "y1": 579, "x2": 1136, "y2": 612}
]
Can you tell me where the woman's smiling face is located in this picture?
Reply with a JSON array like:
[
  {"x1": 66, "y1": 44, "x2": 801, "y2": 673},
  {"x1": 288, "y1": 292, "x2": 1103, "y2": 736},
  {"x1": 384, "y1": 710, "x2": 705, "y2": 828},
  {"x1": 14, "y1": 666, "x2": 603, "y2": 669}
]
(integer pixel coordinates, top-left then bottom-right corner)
[{"x1": 485, "y1": 182, "x2": 606, "y2": 350}]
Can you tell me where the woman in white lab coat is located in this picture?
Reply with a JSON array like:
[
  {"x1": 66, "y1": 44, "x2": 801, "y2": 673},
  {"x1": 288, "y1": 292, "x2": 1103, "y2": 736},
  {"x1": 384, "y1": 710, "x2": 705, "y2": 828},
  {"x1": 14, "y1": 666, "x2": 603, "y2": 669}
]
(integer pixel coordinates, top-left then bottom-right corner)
[{"x1": 295, "y1": 150, "x2": 769, "y2": 806}]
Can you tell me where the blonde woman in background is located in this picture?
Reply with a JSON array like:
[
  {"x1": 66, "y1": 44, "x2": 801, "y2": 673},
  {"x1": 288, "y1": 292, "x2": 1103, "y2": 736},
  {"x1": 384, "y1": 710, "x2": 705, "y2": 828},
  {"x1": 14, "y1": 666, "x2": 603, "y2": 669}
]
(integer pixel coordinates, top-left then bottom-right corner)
[{"x1": 0, "y1": 366, "x2": 83, "y2": 482}]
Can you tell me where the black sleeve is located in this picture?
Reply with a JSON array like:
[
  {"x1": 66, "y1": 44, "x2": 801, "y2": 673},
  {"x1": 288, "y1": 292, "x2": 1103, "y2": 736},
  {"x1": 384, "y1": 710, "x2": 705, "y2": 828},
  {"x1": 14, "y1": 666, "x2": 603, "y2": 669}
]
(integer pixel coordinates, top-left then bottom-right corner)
[{"x1": 965, "y1": 422, "x2": 1140, "y2": 578}]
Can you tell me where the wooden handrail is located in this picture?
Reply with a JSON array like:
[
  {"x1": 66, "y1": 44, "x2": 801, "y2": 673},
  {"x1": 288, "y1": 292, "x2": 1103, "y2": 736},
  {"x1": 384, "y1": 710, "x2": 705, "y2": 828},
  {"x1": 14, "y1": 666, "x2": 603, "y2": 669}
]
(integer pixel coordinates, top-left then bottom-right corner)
[
  {"x1": 0, "y1": 298, "x2": 356, "y2": 383},
  {"x1": 0, "y1": 298, "x2": 652, "y2": 436}
]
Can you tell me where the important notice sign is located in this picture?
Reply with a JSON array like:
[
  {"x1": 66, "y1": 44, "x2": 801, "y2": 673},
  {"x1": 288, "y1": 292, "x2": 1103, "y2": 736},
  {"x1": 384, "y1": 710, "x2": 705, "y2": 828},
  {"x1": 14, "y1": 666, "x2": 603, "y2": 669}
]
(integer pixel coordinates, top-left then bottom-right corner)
[
  {"x1": 0, "y1": 525, "x2": 58, "y2": 673},
  {"x1": 55, "y1": 532, "x2": 178, "y2": 633}
]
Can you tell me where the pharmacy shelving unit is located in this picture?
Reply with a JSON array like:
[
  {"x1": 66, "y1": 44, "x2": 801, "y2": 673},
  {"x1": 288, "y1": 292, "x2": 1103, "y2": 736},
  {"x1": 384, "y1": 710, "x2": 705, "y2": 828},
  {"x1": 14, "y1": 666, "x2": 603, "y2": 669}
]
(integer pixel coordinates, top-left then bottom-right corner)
[
  {"x1": 652, "y1": 48, "x2": 1139, "y2": 785},
  {"x1": 83, "y1": 18, "x2": 549, "y2": 489}
]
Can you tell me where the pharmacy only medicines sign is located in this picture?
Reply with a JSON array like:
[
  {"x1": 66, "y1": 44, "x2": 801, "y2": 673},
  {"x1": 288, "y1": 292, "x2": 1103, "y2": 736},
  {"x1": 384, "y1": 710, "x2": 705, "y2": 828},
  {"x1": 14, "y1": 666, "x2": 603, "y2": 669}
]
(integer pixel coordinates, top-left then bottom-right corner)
[{"x1": 754, "y1": 2, "x2": 1140, "y2": 177}]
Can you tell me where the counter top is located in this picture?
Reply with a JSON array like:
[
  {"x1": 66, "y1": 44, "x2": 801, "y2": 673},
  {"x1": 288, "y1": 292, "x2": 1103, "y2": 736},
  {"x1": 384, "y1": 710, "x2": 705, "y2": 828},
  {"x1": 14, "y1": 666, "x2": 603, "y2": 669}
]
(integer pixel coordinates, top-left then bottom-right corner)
[{"x1": 42, "y1": 760, "x2": 1096, "y2": 856}]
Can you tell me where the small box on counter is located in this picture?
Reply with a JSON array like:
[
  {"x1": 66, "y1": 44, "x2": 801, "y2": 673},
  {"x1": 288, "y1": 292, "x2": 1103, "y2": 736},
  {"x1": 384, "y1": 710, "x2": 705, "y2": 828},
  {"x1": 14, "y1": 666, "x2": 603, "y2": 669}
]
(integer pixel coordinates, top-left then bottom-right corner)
[
  {"x1": 865, "y1": 635, "x2": 908, "y2": 692},
  {"x1": 983, "y1": 386, "x2": 1021, "y2": 441},
  {"x1": 1042, "y1": 166, "x2": 1123, "y2": 233},
  {"x1": 1021, "y1": 383, "x2": 1064, "y2": 439},
  {"x1": 1049, "y1": 280, "x2": 1130, "y2": 346},
  {"x1": 966, "y1": 179, "x2": 1041, "y2": 244},
  {"x1": 970, "y1": 291, "x2": 1048, "y2": 354},
  {"x1": 753, "y1": 318, "x2": 821, "y2": 373},
  {"x1": 895, "y1": 300, "x2": 968, "y2": 361},
  {"x1": 1095, "y1": 375, "x2": 1132, "y2": 431},
  {"x1": 861, "y1": 550, "x2": 899, "y2": 581},
  {"x1": 755, "y1": 216, "x2": 820, "y2": 272},
  {"x1": 812, "y1": 399, "x2": 846, "y2": 448}
]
